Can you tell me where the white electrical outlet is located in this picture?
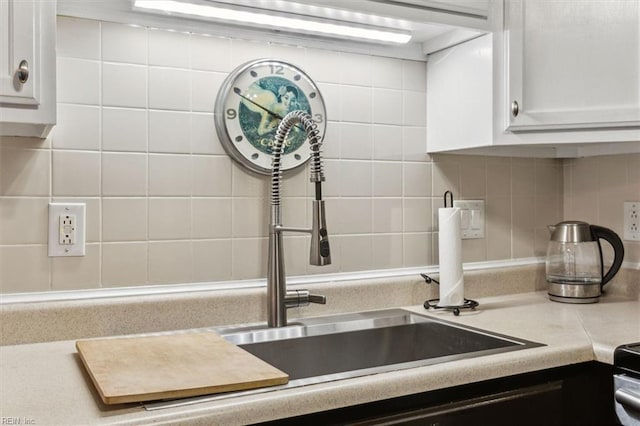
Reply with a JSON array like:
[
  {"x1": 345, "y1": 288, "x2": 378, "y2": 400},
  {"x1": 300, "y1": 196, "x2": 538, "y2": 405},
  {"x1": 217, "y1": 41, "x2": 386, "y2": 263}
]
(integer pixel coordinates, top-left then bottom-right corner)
[
  {"x1": 48, "y1": 203, "x2": 86, "y2": 257},
  {"x1": 453, "y1": 199, "x2": 485, "y2": 239},
  {"x1": 624, "y1": 201, "x2": 640, "y2": 241}
]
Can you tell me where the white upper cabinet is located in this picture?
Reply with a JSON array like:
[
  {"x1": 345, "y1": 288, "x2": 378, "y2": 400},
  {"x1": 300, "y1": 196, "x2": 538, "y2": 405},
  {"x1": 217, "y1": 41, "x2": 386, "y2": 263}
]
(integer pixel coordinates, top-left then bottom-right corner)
[
  {"x1": 0, "y1": 0, "x2": 56, "y2": 138},
  {"x1": 505, "y1": 0, "x2": 640, "y2": 132},
  {"x1": 0, "y1": 0, "x2": 37, "y2": 104},
  {"x1": 427, "y1": 0, "x2": 640, "y2": 158}
]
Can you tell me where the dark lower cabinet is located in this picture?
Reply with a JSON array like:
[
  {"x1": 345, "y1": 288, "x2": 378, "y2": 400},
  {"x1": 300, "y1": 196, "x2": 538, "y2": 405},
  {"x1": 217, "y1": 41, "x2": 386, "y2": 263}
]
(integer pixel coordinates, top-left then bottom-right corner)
[{"x1": 260, "y1": 362, "x2": 616, "y2": 426}]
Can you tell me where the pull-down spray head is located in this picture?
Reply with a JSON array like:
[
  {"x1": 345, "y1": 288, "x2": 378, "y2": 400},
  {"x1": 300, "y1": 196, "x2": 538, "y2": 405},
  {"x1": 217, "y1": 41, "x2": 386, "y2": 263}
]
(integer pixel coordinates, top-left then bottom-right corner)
[
  {"x1": 310, "y1": 199, "x2": 331, "y2": 265},
  {"x1": 271, "y1": 110, "x2": 331, "y2": 266}
]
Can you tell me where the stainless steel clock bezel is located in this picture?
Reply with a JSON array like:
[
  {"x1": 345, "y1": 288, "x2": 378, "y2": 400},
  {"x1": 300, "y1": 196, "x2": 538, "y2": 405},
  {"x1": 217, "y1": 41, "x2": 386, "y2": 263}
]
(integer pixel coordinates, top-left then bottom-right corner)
[{"x1": 214, "y1": 59, "x2": 327, "y2": 175}]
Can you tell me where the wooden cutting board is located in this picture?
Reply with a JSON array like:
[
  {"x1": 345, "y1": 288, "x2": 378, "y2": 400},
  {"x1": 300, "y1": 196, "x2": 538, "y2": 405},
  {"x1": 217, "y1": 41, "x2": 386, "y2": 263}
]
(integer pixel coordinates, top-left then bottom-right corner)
[{"x1": 76, "y1": 332, "x2": 288, "y2": 405}]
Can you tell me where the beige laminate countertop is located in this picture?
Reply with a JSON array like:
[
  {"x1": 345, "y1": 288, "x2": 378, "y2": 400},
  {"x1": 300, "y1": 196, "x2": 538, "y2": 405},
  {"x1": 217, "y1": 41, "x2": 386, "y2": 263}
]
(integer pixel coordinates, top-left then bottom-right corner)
[{"x1": 1, "y1": 290, "x2": 639, "y2": 426}]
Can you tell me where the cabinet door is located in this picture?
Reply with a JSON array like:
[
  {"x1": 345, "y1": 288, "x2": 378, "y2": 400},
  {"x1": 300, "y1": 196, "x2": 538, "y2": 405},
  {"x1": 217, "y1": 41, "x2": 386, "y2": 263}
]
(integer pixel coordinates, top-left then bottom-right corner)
[
  {"x1": 505, "y1": 0, "x2": 640, "y2": 131},
  {"x1": 0, "y1": 0, "x2": 39, "y2": 105}
]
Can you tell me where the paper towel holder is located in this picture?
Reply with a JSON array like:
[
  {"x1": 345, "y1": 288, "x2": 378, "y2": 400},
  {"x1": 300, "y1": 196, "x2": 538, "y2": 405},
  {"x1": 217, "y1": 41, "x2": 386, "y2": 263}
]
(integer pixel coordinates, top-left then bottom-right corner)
[
  {"x1": 444, "y1": 190, "x2": 454, "y2": 208},
  {"x1": 420, "y1": 274, "x2": 479, "y2": 316}
]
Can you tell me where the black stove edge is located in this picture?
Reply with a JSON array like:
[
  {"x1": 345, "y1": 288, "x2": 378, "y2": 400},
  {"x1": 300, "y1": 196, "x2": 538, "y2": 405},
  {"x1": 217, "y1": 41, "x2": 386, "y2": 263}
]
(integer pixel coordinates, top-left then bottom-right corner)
[{"x1": 614, "y1": 342, "x2": 640, "y2": 375}]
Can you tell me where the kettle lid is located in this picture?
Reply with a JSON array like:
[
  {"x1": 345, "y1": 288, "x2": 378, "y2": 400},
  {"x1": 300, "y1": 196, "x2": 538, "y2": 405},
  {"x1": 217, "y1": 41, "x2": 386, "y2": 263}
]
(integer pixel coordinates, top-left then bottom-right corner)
[{"x1": 549, "y1": 221, "x2": 594, "y2": 243}]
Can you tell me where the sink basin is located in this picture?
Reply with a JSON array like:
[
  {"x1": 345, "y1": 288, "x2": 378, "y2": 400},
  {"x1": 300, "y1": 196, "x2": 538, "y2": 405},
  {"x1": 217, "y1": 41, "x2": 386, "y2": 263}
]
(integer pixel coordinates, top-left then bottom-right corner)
[
  {"x1": 146, "y1": 308, "x2": 542, "y2": 410},
  {"x1": 224, "y1": 309, "x2": 542, "y2": 383}
]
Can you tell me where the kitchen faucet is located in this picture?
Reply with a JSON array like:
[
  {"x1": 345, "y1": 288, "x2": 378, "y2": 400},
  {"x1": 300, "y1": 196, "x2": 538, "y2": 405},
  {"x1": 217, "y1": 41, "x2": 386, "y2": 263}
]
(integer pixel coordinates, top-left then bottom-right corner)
[{"x1": 268, "y1": 110, "x2": 331, "y2": 328}]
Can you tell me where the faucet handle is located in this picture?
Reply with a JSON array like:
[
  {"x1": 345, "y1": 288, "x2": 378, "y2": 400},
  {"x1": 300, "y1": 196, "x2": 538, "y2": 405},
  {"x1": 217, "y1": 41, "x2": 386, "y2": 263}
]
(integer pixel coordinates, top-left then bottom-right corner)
[
  {"x1": 285, "y1": 289, "x2": 326, "y2": 308},
  {"x1": 308, "y1": 294, "x2": 326, "y2": 305}
]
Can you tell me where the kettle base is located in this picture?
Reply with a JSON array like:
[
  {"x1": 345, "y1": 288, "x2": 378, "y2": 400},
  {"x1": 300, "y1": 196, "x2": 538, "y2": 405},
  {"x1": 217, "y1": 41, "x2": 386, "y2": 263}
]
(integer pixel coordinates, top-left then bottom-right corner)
[
  {"x1": 548, "y1": 294, "x2": 600, "y2": 304},
  {"x1": 547, "y1": 282, "x2": 601, "y2": 304}
]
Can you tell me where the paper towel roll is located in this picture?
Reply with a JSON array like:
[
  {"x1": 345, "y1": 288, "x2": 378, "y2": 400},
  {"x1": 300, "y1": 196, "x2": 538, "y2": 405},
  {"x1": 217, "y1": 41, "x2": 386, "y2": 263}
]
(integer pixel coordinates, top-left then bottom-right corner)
[{"x1": 438, "y1": 207, "x2": 464, "y2": 306}]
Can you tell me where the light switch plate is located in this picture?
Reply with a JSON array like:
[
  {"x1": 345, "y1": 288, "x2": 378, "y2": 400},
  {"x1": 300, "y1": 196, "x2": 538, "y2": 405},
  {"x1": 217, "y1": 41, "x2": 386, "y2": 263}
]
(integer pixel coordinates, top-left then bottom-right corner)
[
  {"x1": 453, "y1": 200, "x2": 485, "y2": 239},
  {"x1": 48, "y1": 203, "x2": 86, "y2": 257}
]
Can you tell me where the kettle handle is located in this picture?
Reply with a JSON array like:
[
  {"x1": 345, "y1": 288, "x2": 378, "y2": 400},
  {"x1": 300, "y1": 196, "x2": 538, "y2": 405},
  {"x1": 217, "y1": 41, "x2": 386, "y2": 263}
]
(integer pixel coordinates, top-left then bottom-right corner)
[{"x1": 590, "y1": 225, "x2": 625, "y2": 288}]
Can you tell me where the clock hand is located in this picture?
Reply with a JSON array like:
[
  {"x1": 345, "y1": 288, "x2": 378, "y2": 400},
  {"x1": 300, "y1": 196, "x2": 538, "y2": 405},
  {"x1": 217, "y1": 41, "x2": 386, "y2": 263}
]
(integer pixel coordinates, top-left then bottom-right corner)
[
  {"x1": 234, "y1": 88, "x2": 283, "y2": 120},
  {"x1": 233, "y1": 88, "x2": 307, "y2": 133}
]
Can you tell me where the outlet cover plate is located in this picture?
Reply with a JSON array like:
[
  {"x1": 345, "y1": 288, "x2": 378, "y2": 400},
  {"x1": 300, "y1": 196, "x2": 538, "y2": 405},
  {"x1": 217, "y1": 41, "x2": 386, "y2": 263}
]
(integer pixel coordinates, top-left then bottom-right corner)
[
  {"x1": 624, "y1": 201, "x2": 640, "y2": 241},
  {"x1": 48, "y1": 203, "x2": 86, "y2": 257}
]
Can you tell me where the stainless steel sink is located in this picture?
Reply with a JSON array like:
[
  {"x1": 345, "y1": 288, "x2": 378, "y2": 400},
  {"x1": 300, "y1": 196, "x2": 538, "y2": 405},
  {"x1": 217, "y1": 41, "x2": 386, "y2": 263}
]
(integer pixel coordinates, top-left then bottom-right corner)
[{"x1": 146, "y1": 308, "x2": 542, "y2": 410}]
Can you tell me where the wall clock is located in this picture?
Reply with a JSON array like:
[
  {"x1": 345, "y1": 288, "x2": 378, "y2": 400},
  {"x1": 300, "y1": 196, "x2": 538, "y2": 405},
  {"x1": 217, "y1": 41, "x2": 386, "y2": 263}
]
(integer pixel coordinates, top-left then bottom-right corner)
[{"x1": 214, "y1": 59, "x2": 327, "y2": 175}]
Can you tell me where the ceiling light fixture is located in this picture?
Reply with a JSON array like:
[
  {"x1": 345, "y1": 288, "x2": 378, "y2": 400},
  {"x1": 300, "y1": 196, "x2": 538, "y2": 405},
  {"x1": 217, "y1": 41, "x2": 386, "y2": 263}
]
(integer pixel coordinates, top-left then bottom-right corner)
[{"x1": 133, "y1": 0, "x2": 412, "y2": 44}]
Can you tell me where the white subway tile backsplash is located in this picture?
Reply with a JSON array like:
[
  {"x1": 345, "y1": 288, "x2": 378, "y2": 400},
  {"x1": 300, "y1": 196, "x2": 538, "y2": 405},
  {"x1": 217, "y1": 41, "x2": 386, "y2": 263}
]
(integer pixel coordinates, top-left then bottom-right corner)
[
  {"x1": 403, "y1": 91, "x2": 427, "y2": 126},
  {"x1": 340, "y1": 235, "x2": 373, "y2": 272},
  {"x1": 102, "y1": 242, "x2": 148, "y2": 287},
  {"x1": 232, "y1": 237, "x2": 267, "y2": 280},
  {"x1": 341, "y1": 86, "x2": 372, "y2": 123},
  {"x1": 56, "y1": 17, "x2": 100, "y2": 60},
  {"x1": 230, "y1": 39, "x2": 272, "y2": 66},
  {"x1": 404, "y1": 162, "x2": 431, "y2": 197},
  {"x1": 317, "y1": 83, "x2": 341, "y2": 123},
  {"x1": 148, "y1": 154, "x2": 192, "y2": 196},
  {"x1": 148, "y1": 67, "x2": 191, "y2": 111},
  {"x1": 102, "y1": 107, "x2": 147, "y2": 152},
  {"x1": 302, "y1": 48, "x2": 342, "y2": 84},
  {"x1": 190, "y1": 34, "x2": 231, "y2": 72},
  {"x1": 403, "y1": 198, "x2": 432, "y2": 232},
  {"x1": 232, "y1": 198, "x2": 268, "y2": 238},
  {"x1": 372, "y1": 125, "x2": 403, "y2": 161},
  {"x1": 0, "y1": 148, "x2": 49, "y2": 196},
  {"x1": 51, "y1": 244, "x2": 100, "y2": 290},
  {"x1": 0, "y1": 198, "x2": 48, "y2": 244},
  {"x1": 372, "y1": 56, "x2": 403, "y2": 90},
  {"x1": 191, "y1": 113, "x2": 223, "y2": 155},
  {"x1": 339, "y1": 53, "x2": 373, "y2": 86},
  {"x1": 402, "y1": 126, "x2": 428, "y2": 162},
  {"x1": 102, "y1": 63, "x2": 147, "y2": 108},
  {"x1": 328, "y1": 198, "x2": 372, "y2": 234},
  {"x1": 102, "y1": 152, "x2": 147, "y2": 196},
  {"x1": 340, "y1": 123, "x2": 372, "y2": 160},
  {"x1": 148, "y1": 198, "x2": 191, "y2": 240},
  {"x1": 192, "y1": 240, "x2": 232, "y2": 282},
  {"x1": 403, "y1": 60, "x2": 426, "y2": 92},
  {"x1": 192, "y1": 156, "x2": 233, "y2": 196},
  {"x1": 0, "y1": 245, "x2": 50, "y2": 293},
  {"x1": 403, "y1": 232, "x2": 431, "y2": 267},
  {"x1": 54, "y1": 104, "x2": 100, "y2": 150},
  {"x1": 192, "y1": 198, "x2": 232, "y2": 239},
  {"x1": 148, "y1": 240, "x2": 192, "y2": 284},
  {"x1": 191, "y1": 71, "x2": 225, "y2": 112},
  {"x1": 372, "y1": 198, "x2": 403, "y2": 233},
  {"x1": 373, "y1": 88, "x2": 403, "y2": 125},
  {"x1": 57, "y1": 58, "x2": 100, "y2": 105},
  {"x1": 52, "y1": 151, "x2": 101, "y2": 196},
  {"x1": 148, "y1": 28, "x2": 190, "y2": 67},
  {"x1": 431, "y1": 160, "x2": 459, "y2": 198},
  {"x1": 282, "y1": 236, "x2": 309, "y2": 277},
  {"x1": 102, "y1": 22, "x2": 147, "y2": 64},
  {"x1": 339, "y1": 161, "x2": 372, "y2": 197},
  {"x1": 486, "y1": 197, "x2": 512, "y2": 261},
  {"x1": 373, "y1": 162, "x2": 402, "y2": 197},
  {"x1": 103, "y1": 198, "x2": 147, "y2": 241},
  {"x1": 281, "y1": 166, "x2": 309, "y2": 198},
  {"x1": 231, "y1": 163, "x2": 268, "y2": 197},
  {"x1": 4, "y1": 16, "x2": 632, "y2": 293},
  {"x1": 149, "y1": 110, "x2": 191, "y2": 153},
  {"x1": 372, "y1": 234, "x2": 403, "y2": 269}
]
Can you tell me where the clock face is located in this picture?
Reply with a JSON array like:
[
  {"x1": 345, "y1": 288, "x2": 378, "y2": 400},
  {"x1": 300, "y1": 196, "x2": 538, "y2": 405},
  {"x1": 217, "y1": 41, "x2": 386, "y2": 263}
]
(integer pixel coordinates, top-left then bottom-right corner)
[{"x1": 214, "y1": 59, "x2": 327, "y2": 175}]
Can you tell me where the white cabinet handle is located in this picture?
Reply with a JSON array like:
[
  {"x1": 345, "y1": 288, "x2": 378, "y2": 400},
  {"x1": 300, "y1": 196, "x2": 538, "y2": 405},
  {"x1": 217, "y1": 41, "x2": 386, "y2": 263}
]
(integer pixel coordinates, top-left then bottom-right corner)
[{"x1": 17, "y1": 60, "x2": 29, "y2": 84}]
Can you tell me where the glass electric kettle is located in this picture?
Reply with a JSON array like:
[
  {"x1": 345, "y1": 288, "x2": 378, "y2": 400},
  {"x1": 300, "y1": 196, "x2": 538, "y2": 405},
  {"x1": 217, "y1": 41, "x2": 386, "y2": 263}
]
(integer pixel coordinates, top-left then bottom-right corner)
[{"x1": 545, "y1": 221, "x2": 624, "y2": 303}]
